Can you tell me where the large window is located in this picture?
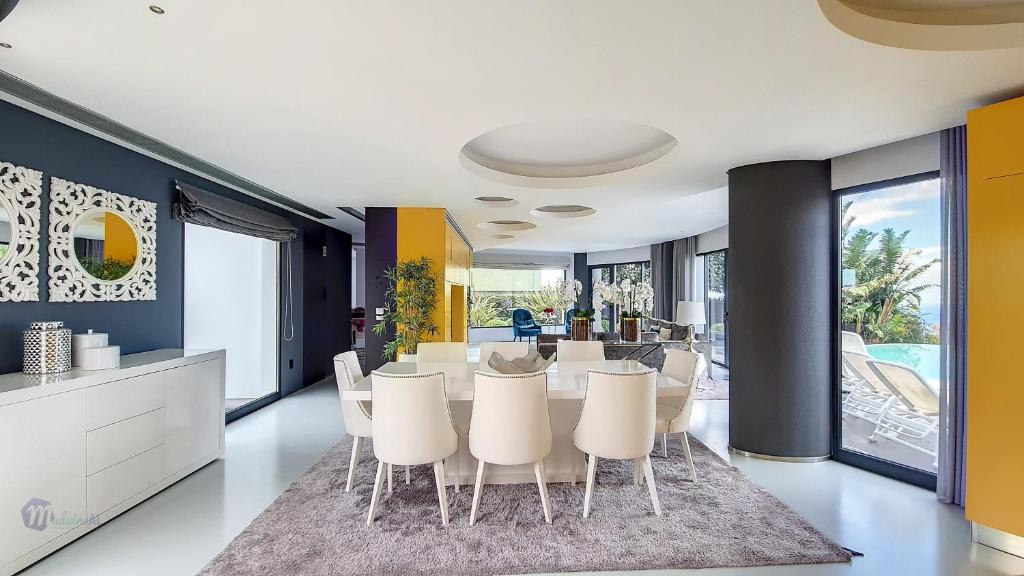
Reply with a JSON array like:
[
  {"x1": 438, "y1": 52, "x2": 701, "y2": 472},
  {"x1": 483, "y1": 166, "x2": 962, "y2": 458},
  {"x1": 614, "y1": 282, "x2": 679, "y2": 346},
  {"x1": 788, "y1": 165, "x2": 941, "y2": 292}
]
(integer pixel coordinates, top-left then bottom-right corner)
[
  {"x1": 469, "y1": 268, "x2": 567, "y2": 327},
  {"x1": 836, "y1": 173, "x2": 942, "y2": 484},
  {"x1": 704, "y1": 250, "x2": 728, "y2": 366}
]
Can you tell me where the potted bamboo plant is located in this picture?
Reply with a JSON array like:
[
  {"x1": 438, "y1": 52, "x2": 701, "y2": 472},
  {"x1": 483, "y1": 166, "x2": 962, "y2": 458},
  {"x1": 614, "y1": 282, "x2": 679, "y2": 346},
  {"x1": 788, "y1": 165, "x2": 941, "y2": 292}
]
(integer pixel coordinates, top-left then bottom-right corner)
[{"x1": 371, "y1": 256, "x2": 441, "y2": 360}]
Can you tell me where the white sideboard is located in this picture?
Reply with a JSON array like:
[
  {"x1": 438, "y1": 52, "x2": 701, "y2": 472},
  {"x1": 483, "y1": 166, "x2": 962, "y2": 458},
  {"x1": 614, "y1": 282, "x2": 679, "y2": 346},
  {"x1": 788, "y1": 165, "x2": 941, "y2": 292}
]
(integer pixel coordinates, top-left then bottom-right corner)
[{"x1": 0, "y1": 349, "x2": 226, "y2": 576}]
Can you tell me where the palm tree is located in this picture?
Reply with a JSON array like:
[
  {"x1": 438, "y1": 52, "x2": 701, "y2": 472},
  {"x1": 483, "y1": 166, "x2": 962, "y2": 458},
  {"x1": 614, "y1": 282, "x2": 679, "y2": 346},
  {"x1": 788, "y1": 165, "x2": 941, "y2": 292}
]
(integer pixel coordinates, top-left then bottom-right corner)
[{"x1": 841, "y1": 202, "x2": 938, "y2": 344}]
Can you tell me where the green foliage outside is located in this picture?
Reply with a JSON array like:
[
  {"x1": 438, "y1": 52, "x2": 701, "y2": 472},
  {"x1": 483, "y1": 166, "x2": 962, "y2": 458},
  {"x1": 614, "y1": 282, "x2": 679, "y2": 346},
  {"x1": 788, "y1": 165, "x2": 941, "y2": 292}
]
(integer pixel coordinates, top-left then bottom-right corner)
[
  {"x1": 470, "y1": 285, "x2": 567, "y2": 327},
  {"x1": 80, "y1": 256, "x2": 135, "y2": 281},
  {"x1": 0, "y1": 244, "x2": 8, "y2": 261},
  {"x1": 841, "y1": 201, "x2": 939, "y2": 344},
  {"x1": 372, "y1": 257, "x2": 441, "y2": 359}
]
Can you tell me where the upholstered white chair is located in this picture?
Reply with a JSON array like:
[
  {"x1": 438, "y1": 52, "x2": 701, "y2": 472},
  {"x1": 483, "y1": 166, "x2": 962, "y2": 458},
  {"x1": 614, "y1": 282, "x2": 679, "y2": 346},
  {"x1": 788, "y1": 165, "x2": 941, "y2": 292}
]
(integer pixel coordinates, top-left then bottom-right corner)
[
  {"x1": 478, "y1": 341, "x2": 529, "y2": 365},
  {"x1": 416, "y1": 342, "x2": 468, "y2": 363},
  {"x1": 366, "y1": 371, "x2": 460, "y2": 526},
  {"x1": 468, "y1": 371, "x2": 553, "y2": 525},
  {"x1": 335, "y1": 351, "x2": 411, "y2": 492},
  {"x1": 655, "y1": 349, "x2": 707, "y2": 482},
  {"x1": 572, "y1": 369, "x2": 661, "y2": 518},
  {"x1": 556, "y1": 340, "x2": 604, "y2": 362},
  {"x1": 334, "y1": 352, "x2": 373, "y2": 492}
]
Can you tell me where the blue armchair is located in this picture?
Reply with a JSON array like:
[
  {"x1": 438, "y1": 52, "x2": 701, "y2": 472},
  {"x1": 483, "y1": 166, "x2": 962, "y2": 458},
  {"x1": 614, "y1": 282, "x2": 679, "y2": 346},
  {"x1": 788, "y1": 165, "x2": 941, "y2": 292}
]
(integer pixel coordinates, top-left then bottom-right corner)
[
  {"x1": 564, "y1": 308, "x2": 576, "y2": 334},
  {"x1": 512, "y1": 308, "x2": 542, "y2": 343}
]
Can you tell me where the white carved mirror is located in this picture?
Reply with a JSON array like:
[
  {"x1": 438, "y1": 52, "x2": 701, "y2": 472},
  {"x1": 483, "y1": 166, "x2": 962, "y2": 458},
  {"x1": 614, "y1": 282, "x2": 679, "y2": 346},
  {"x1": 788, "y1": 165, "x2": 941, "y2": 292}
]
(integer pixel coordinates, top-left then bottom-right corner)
[
  {"x1": 48, "y1": 177, "x2": 157, "y2": 302},
  {"x1": 0, "y1": 161, "x2": 43, "y2": 302}
]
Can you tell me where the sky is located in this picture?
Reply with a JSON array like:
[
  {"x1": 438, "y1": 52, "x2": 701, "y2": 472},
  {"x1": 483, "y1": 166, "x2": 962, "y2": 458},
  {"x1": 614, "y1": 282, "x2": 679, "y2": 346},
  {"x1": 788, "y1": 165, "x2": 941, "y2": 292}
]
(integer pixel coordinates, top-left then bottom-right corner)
[{"x1": 843, "y1": 178, "x2": 942, "y2": 325}]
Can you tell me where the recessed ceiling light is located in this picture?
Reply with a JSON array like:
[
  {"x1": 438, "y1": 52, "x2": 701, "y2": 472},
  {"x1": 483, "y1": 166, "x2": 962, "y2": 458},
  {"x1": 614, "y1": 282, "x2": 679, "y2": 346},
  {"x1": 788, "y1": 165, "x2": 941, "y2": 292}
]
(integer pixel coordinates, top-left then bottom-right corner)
[
  {"x1": 490, "y1": 234, "x2": 515, "y2": 240},
  {"x1": 530, "y1": 205, "x2": 596, "y2": 219},
  {"x1": 473, "y1": 196, "x2": 518, "y2": 208},
  {"x1": 149, "y1": 5, "x2": 165, "y2": 14},
  {"x1": 0, "y1": 43, "x2": 12, "y2": 49},
  {"x1": 476, "y1": 220, "x2": 537, "y2": 232}
]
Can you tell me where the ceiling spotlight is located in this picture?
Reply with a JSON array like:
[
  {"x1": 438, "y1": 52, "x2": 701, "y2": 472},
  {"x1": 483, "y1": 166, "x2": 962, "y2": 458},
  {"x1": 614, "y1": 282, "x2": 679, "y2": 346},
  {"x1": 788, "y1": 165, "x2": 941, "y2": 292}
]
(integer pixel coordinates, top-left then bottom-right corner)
[
  {"x1": 149, "y1": 5, "x2": 165, "y2": 14},
  {"x1": 0, "y1": 43, "x2": 11, "y2": 49}
]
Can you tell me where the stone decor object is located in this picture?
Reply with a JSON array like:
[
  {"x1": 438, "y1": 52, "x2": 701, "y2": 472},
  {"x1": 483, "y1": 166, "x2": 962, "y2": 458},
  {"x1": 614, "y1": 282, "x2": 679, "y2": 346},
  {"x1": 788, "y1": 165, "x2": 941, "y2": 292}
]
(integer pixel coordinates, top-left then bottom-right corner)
[
  {"x1": 0, "y1": 161, "x2": 43, "y2": 302},
  {"x1": 23, "y1": 321, "x2": 72, "y2": 374},
  {"x1": 487, "y1": 350, "x2": 556, "y2": 374},
  {"x1": 48, "y1": 177, "x2": 157, "y2": 302},
  {"x1": 72, "y1": 329, "x2": 120, "y2": 370}
]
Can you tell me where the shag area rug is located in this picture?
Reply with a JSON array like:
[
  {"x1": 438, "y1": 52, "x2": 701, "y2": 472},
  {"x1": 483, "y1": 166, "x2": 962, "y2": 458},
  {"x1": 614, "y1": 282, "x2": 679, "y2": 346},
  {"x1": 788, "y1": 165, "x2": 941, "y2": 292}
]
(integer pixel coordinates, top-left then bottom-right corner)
[
  {"x1": 695, "y1": 376, "x2": 729, "y2": 400},
  {"x1": 199, "y1": 437, "x2": 850, "y2": 575}
]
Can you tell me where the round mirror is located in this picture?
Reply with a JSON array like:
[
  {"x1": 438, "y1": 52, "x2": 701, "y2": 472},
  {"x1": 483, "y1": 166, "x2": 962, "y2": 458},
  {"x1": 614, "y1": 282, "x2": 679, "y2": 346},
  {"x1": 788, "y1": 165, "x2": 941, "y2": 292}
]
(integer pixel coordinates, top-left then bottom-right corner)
[
  {"x1": 0, "y1": 198, "x2": 12, "y2": 265},
  {"x1": 72, "y1": 209, "x2": 139, "y2": 281}
]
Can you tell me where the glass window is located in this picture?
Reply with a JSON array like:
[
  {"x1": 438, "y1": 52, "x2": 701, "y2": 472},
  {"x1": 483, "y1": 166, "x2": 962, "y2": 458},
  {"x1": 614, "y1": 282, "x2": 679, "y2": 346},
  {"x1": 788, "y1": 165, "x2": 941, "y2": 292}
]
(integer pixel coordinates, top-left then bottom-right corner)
[
  {"x1": 469, "y1": 268, "x2": 567, "y2": 327},
  {"x1": 704, "y1": 250, "x2": 727, "y2": 366},
  {"x1": 838, "y1": 176, "x2": 941, "y2": 475}
]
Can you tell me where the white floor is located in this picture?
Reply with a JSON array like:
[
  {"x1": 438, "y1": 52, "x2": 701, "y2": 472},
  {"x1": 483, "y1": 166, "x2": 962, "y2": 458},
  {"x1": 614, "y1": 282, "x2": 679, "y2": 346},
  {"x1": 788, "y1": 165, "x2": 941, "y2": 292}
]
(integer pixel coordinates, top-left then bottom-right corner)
[{"x1": 17, "y1": 381, "x2": 1024, "y2": 576}]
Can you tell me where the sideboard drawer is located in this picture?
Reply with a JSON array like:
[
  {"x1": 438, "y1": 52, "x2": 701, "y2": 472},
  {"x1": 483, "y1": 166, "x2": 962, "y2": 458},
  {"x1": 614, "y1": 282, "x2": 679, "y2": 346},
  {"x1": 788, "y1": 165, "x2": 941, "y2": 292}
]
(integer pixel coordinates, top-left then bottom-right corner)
[
  {"x1": 87, "y1": 371, "x2": 165, "y2": 430},
  {"x1": 87, "y1": 409, "x2": 164, "y2": 475},
  {"x1": 87, "y1": 445, "x2": 164, "y2": 516}
]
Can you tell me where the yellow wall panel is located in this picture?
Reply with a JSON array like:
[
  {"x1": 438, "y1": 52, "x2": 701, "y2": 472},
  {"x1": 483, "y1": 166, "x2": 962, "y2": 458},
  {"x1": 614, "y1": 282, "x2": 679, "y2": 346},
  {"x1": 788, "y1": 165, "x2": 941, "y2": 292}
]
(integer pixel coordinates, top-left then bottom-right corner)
[
  {"x1": 103, "y1": 214, "x2": 137, "y2": 263},
  {"x1": 966, "y1": 96, "x2": 1024, "y2": 537},
  {"x1": 397, "y1": 208, "x2": 447, "y2": 343}
]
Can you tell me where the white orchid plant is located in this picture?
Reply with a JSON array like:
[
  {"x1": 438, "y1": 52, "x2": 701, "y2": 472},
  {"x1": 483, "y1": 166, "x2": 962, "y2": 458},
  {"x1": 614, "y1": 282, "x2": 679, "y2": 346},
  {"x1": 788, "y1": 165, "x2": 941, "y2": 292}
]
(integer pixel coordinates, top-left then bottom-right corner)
[
  {"x1": 555, "y1": 278, "x2": 583, "y2": 309},
  {"x1": 593, "y1": 277, "x2": 654, "y2": 319}
]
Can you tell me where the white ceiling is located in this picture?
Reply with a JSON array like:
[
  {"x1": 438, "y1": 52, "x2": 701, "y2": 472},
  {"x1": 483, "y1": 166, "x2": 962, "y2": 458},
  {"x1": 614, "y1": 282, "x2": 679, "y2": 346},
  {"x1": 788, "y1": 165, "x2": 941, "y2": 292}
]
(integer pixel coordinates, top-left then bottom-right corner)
[{"x1": 1, "y1": 1, "x2": 1023, "y2": 252}]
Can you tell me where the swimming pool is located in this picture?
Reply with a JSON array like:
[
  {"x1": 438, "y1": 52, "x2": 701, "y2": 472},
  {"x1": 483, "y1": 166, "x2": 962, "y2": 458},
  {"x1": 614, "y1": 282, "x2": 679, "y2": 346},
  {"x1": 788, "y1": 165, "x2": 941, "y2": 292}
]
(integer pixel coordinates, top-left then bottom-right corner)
[{"x1": 866, "y1": 343, "x2": 941, "y2": 382}]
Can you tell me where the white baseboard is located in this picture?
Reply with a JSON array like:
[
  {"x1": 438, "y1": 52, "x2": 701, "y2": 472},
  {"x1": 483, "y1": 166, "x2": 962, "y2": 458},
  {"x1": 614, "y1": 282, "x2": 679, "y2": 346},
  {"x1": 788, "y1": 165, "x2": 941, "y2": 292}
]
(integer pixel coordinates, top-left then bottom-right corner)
[{"x1": 973, "y1": 522, "x2": 1024, "y2": 559}]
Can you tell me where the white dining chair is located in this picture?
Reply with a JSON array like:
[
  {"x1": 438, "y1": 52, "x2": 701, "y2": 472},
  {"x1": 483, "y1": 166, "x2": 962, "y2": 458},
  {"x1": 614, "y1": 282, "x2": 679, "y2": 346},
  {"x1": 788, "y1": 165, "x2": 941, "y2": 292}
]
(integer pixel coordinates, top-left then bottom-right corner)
[
  {"x1": 334, "y1": 352, "x2": 373, "y2": 492},
  {"x1": 468, "y1": 371, "x2": 553, "y2": 525},
  {"x1": 556, "y1": 340, "x2": 604, "y2": 362},
  {"x1": 417, "y1": 342, "x2": 468, "y2": 363},
  {"x1": 335, "y1": 351, "x2": 411, "y2": 492},
  {"x1": 478, "y1": 341, "x2": 529, "y2": 364},
  {"x1": 655, "y1": 348, "x2": 707, "y2": 482},
  {"x1": 572, "y1": 369, "x2": 661, "y2": 518},
  {"x1": 366, "y1": 371, "x2": 460, "y2": 526}
]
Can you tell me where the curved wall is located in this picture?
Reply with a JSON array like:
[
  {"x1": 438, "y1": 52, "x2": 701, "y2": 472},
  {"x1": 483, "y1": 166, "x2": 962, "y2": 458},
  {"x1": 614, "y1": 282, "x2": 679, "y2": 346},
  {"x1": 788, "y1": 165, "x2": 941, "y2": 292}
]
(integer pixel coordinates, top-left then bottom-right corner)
[{"x1": 728, "y1": 160, "x2": 832, "y2": 459}]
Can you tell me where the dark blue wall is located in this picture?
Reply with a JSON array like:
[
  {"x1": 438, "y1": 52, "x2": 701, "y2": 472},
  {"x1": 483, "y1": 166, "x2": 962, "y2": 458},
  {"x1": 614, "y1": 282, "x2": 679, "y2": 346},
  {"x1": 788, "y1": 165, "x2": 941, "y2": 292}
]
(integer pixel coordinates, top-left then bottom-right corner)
[
  {"x1": 364, "y1": 207, "x2": 396, "y2": 372},
  {"x1": 0, "y1": 100, "x2": 351, "y2": 392}
]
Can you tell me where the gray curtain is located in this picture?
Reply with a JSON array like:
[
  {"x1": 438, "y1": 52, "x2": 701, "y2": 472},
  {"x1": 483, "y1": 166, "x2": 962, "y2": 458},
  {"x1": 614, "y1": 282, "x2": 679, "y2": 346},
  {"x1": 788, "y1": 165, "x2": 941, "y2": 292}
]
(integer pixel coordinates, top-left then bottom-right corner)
[
  {"x1": 172, "y1": 181, "x2": 300, "y2": 341},
  {"x1": 672, "y1": 237, "x2": 697, "y2": 307},
  {"x1": 650, "y1": 241, "x2": 674, "y2": 319},
  {"x1": 172, "y1": 181, "x2": 298, "y2": 241},
  {"x1": 937, "y1": 125, "x2": 967, "y2": 506},
  {"x1": 650, "y1": 237, "x2": 697, "y2": 321}
]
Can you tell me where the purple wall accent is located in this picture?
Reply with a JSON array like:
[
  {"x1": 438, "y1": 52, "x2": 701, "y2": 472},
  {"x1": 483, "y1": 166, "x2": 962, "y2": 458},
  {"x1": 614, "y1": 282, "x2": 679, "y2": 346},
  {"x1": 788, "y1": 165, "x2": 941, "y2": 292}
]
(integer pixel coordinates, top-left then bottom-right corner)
[{"x1": 364, "y1": 207, "x2": 397, "y2": 371}]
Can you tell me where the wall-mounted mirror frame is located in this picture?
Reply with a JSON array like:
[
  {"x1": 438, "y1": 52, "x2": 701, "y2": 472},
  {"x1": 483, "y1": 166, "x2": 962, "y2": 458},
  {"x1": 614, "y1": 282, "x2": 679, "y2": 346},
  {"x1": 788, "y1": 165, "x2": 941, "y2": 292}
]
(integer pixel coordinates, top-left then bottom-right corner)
[
  {"x1": 48, "y1": 177, "x2": 157, "y2": 302},
  {"x1": 0, "y1": 161, "x2": 43, "y2": 302}
]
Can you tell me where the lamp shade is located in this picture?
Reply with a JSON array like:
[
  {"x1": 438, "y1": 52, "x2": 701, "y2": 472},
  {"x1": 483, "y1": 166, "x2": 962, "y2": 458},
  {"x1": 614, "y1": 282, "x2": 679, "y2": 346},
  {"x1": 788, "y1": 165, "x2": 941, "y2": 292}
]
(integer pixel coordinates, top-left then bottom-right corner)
[{"x1": 675, "y1": 301, "x2": 706, "y2": 326}]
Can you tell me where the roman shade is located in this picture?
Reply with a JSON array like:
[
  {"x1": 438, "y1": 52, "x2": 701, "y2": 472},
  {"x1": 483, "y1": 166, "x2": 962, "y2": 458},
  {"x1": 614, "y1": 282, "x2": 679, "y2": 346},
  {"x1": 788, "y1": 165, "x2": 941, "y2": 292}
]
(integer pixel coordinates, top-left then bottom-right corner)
[
  {"x1": 172, "y1": 180, "x2": 298, "y2": 341},
  {"x1": 172, "y1": 181, "x2": 298, "y2": 242}
]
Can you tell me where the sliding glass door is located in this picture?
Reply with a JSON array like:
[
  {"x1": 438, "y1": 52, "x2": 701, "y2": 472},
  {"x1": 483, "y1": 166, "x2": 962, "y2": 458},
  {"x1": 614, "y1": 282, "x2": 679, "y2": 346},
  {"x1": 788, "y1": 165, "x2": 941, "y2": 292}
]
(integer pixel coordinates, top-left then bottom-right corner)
[
  {"x1": 835, "y1": 172, "x2": 942, "y2": 487},
  {"x1": 704, "y1": 250, "x2": 728, "y2": 367},
  {"x1": 588, "y1": 261, "x2": 652, "y2": 333}
]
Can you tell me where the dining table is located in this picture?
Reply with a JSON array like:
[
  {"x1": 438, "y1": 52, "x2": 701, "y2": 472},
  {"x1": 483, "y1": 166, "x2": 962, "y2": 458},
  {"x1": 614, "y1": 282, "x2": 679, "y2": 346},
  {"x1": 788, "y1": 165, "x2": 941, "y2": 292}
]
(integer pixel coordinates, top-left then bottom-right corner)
[{"x1": 340, "y1": 359, "x2": 689, "y2": 486}]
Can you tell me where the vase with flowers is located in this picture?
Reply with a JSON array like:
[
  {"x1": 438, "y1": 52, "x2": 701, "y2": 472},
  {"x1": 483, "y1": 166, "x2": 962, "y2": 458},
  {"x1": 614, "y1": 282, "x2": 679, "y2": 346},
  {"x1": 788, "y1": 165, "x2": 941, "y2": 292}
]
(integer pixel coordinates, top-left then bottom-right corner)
[{"x1": 592, "y1": 277, "x2": 654, "y2": 342}]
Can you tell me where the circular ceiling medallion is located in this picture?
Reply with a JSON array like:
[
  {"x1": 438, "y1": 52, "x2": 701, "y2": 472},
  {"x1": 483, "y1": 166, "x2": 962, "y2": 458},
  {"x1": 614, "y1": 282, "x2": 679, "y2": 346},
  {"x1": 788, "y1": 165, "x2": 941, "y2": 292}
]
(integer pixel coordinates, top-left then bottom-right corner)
[
  {"x1": 460, "y1": 119, "x2": 678, "y2": 189},
  {"x1": 476, "y1": 220, "x2": 537, "y2": 232},
  {"x1": 473, "y1": 196, "x2": 518, "y2": 208},
  {"x1": 530, "y1": 205, "x2": 596, "y2": 219}
]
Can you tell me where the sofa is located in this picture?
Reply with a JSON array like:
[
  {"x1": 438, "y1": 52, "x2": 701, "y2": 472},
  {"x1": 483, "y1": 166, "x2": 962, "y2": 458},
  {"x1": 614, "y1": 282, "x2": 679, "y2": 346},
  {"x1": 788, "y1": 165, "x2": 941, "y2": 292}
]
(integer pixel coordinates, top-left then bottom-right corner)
[{"x1": 536, "y1": 319, "x2": 709, "y2": 373}]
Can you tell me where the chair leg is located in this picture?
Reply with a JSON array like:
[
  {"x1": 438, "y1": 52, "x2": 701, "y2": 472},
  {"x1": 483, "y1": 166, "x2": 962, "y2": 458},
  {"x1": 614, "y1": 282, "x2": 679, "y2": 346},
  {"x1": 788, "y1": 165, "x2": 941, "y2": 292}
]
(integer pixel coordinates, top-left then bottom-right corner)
[
  {"x1": 633, "y1": 458, "x2": 641, "y2": 485},
  {"x1": 454, "y1": 445, "x2": 460, "y2": 493},
  {"x1": 387, "y1": 463, "x2": 393, "y2": 494},
  {"x1": 345, "y1": 436, "x2": 362, "y2": 492},
  {"x1": 433, "y1": 460, "x2": 450, "y2": 525},
  {"x1": 662, "y1": 433, "x2": 668, "y2": 458},
  {"x1": 470, "y1": 460, "x2": 486, "y2": 526},
  {"x1": 583, "y1": 454, "x2": 598, "y2": 518},
  {"x1": 641, "y1": 454, "x2": 662, "y2": 516},
  {"x1": 681, "y1": 433, "x2": 697, "y2": 482},
  {"x1": 535, "y1": 460, "x2": 552, "y2": 524},
  {"x1": 366, "y1": 460, "x2": 386, "y2": 526},
  {"x1": 405, "y1": 465, "x2": 411, "y2": 485}
]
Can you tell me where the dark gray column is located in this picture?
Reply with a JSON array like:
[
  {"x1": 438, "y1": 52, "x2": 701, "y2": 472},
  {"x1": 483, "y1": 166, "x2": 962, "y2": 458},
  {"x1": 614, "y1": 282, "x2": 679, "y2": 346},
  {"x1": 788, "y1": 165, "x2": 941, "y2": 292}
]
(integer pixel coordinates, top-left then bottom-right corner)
[
  {"x1": 727, "y1": 160, "x2": 832, "y2": 460},
  {"x1": 573, "y1": 253, "x2": 590, "y2": 311}
]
